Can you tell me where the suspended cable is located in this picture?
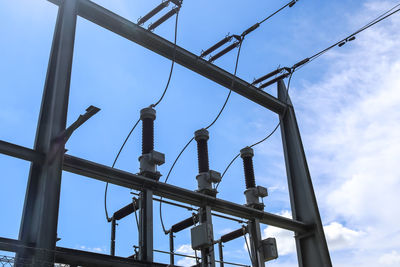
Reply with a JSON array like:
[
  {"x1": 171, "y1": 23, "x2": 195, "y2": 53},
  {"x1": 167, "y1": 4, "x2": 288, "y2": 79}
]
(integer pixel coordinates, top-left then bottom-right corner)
[
  {"x1": 151, "y1": 11, "x2": 179, "y2": 108},
  {"x1": 201, "y1": 0, "x2": 298, "y2": 62},
  {"x1": 104, "y1": 118, "x2": 141, "y2": 222},
  {"x1": 216, "y1": 72, "x2": 293, "y2": 190},
  {"x1": 293, "y1": 3, "x2": 400, "y2": 72},
  {"x1": 104, "y1": 9, "x2": 180, "y2": 223},
  {"x1": 159, "y1": 41, "x2": 244, "y2": 234}
]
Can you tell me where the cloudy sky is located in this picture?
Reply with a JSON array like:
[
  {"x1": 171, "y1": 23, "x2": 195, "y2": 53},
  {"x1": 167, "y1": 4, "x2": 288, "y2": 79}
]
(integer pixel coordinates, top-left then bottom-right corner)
[{"x1": 0, "y1": 0, "x2": 399, "y2": 266}]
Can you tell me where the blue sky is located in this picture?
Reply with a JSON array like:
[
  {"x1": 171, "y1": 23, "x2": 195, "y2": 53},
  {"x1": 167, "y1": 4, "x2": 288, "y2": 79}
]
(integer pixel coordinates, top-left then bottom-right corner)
[{"x1": 1, "y1": 0, "x2": 400, "y2": 266}]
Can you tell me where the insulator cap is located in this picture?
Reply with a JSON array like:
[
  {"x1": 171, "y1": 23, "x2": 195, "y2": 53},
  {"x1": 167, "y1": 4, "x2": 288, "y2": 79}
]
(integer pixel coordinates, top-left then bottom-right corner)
[
  {"x1": 240, "y1": 146, "x2": 254, "y2": 158},
  {"x1": 140, "y1": 107, "x2": 156, "y2": 121},
  {"x1": 194, "y1": 128, "x2": 209, "y2": 141}
]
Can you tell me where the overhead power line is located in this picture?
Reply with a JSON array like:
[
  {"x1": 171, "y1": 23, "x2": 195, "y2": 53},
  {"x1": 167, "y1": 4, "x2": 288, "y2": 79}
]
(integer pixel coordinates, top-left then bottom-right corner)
[
  {"x1": 104, "y1": 8, "x2": 180, "y2": 223},
  {"x1": 200, "y1": 0, "x2": 299, "y2": 62},
  {"x1": 253, "y1": 2, "x2": 400, "y2": 90},
  {"x1": 159, "y1": 41, "x2": 244, "y2": 234}
]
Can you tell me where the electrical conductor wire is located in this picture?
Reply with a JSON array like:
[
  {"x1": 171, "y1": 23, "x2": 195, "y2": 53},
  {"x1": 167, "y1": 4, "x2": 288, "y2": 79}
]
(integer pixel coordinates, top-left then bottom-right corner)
[
  {"x1": 292, "y1": 3, "x2": 400, "y2": 72},
  {"x1": 159, "y1": 40, "x2": 244, "y2": 234},
  {"x1": 104, "y1": 9, "x2": 180, "y2": 223},
  {"x1": 215, "y1": 72, "x2": 293, "y2": 190}
]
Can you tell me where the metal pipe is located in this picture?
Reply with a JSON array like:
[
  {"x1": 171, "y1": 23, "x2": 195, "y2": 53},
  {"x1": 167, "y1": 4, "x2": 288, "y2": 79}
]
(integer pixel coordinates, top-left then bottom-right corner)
[
  {"x1": 218, "y1": 242, "x2": 224, "y2": 267},
  {"x1": 252, "y1": 68, "x2": 284, "y2": 85},
  {"x1": 258, "y1": 73, "x2": 290, "y2": 90},
  {"x1": 113, "y1": 201, "x2": 139, "y2": 221},
  {"x1": 200, "y1": 36, "x2": 233, "y2": 58},
  {"x1": 110, "y1": 219, "x2": 116, "y2": 256},
  {"x1": 170, "y1": 214, "x2": 199, "y2": 233},
  {"x1": 209, "y1": 41, "x2": 240, "y2": 62},
  {"x1": 148, "y1": 7, "x2": 179, "y2": 31},
  {"x1": 137, "y1": 1, "x2": 169, "y2": 26},
  {"x1": 220, "y1": 227, "x2": 247, "y2": 243},
  {"x1": 169, "y1": 232, "x2": 174, "y2": 266}
]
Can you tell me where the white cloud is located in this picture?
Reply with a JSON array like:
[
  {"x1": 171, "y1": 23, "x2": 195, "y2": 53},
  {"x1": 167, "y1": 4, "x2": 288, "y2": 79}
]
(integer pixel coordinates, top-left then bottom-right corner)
[
  {"x1": 263, "y1": 211, "x2": 296, "y2": 256},
  {"x1": 287, "y1": 1, "x2": 400, "y2": 266},
  {"x1": 379, "y1": 251, "x2": 400, "y2": 266},
  {"x1": 324, "y1": 222, "x2": 364, "y2": 251},
  {"x1": 176, "y1": 244, "x2": 197, "y2": 266},
  {"x1": 77, "y1": 245, "x2": 105, "y2": 253}
]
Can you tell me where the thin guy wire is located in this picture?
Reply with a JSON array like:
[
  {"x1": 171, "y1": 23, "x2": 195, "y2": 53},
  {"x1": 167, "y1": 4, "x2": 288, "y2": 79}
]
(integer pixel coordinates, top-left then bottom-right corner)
[
  {"x1": 215, "y1": 72, "x2": 293, "y2": 190},
  {"x1": 159, "y1": 41, "x2": 244, "y2": 234},
  {"x1": 103, "y1": 9, "x2": 180, "y2": 223}
]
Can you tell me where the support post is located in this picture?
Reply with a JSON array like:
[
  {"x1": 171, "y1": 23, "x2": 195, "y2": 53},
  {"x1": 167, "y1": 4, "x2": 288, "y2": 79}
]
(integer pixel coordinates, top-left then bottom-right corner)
[
  {"x1": 277, "y1": 80, "x2": 332, "y2": 267},
  {"x1": 218, "y1": 241, "x2": 224, "y2": 267},
  {"x1": 199, "y1": 206, "x2": 215, "y2": 267},
  {"x1": 111, "y1": 219, "x2": 116, "y2": 256},
  {"x1": 16, "y1": 0, "x2": 78, "y2": 265},
  {"x1": 247, "y1": 219, "x2": 265, "y2": 267},
  {"x1": 139, "y1": 189, "x2": 153, "y2": 262},
  {"x1": 169, "y1": 232, "x2": 174, "y2": 266}
]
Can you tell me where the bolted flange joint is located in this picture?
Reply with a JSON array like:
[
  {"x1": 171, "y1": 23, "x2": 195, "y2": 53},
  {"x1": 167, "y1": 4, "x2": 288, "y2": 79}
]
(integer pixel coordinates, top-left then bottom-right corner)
[
  {"x1": 139, "y1": 150, "x2": 165, "y2": 180},
  {"x1": 196, "y1": 170, "x2": 221, "y2": 197},
  {"x1": 244, "y1": 185, "x2": 268, "y2": 210}
]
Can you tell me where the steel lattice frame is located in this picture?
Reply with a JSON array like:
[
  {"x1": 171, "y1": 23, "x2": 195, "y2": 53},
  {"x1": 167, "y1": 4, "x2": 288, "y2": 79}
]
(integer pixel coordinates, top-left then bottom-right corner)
[{"x1": 0, "y1": 0, "x2": 332, "y2": 266}]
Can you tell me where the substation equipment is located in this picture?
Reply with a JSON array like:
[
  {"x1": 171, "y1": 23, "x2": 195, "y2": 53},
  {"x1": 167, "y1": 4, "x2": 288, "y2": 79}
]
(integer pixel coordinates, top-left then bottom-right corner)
[{"x1": 0, "y1": 0, "x2": 332, "y2": 266}]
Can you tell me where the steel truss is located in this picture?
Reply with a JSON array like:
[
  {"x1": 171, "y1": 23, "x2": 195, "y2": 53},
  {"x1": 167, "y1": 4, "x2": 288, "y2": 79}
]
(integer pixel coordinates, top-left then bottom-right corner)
[{"x1": 0, "y1": 0, "x2": 332, "y2": 266}]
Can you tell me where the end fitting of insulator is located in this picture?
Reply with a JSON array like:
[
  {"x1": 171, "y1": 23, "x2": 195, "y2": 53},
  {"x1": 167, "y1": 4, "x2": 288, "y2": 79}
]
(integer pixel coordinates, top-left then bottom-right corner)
[
  {"x1": 140, "y1": 107, "x2": 156, "y2": 121},
  {"x1": 194, "y1": 128, "x2": 209, "y2": 141},
  {"x1": 240, "y1": 146, "x2": 254, "y2": 158}
]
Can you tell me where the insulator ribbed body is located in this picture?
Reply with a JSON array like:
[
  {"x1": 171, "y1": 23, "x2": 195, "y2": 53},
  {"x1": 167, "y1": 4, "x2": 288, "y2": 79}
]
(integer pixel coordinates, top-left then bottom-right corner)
[
  {"x1": 197, "y1": 139, "x2": 209, "y2": 173},
  {"x1": 142, "y1": 118, "x2": 154, "y2": 154},
  {"x1": 242, "y1": 157, "x2": 256, "y2": 189}
]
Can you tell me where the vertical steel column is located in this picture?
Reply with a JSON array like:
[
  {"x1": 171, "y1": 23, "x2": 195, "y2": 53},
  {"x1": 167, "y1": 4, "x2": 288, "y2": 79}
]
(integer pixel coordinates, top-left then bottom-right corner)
[
  {"x1": 199, "y1": 206, "x2": 215, "y2": 267},
  {"x1": 218, "y1": 241, "x2": 224, "y2": 267},
  {"x1": 16, "y1": 0, "x2": 78, "y2": 265},
  {"x1": 139, "y1": 189, "x2": 153, "y2": 262},
  {"x1": 277, "y1": 80, "x2": 332, "y2": 267},
  {"x1": 247, "y1": 219, "x2": 265, "y2": 267},
  {"x1": 110, "y1": 219, "x2": 116, "y2": 256},
  {"x1": 169, "y1": 232, "x2": 174, "y2": 266}
]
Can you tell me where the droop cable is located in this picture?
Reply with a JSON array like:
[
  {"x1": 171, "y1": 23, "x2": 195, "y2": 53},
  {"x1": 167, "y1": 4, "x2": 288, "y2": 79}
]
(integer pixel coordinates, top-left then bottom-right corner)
[
  {"x1": 216, "y1": 72, "x2": 293, "y2": 190},
  {"x1": 159, "y1": 41, "x2": 244, "y2": 234},
  {"x1": 104, "y1": 8, "x2": 180, "y2": 223}
]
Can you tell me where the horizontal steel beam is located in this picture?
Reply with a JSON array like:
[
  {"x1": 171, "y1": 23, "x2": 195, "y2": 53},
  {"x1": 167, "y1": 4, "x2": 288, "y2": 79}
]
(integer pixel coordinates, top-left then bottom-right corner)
[
  {"x1": 0, "y1": 237, "x2": 167, "y2": 267},
  {"x1": 47, "y1": 0, "x2": 287, "y2": 114},
  {"x1": 0, "y1": 140, "x2": 308, "y2": 232}
]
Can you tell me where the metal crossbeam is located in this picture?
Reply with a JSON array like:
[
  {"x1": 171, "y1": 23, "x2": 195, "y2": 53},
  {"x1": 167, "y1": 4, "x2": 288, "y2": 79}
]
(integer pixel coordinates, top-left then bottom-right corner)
[
  {"x1": 0, "y1": 140, "x2": 308, "y2": 233},
  {"x1": 0, "y1": 237, "x2": 167, "y2": 267},
  {"x1": 47, "y1": 0, "x2": 287, "y2": 115}
]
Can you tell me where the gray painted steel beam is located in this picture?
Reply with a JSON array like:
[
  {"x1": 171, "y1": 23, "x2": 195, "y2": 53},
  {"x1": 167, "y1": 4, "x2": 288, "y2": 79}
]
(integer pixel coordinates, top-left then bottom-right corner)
[
  {"x1": 278, "y1": 80, "x2": 332, "y2": 267},
  {"x1": 0, "y1": 141, "x2": 308, "y2": 233},
  {"x1": 47, "y1": 0, "x2": 287, "y2": 115},
  {"x1": 16, "y1": 0, "x2": 78, "y2": 265},
  {"x1": 0, "y1": 237, "x2": 168, "y2": 267}
]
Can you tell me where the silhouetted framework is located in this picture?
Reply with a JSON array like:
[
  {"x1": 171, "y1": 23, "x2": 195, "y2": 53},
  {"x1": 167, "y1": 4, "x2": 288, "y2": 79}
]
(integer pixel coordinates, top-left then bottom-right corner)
[{"x1": 0, "y1": 0, "x2": 332, "y2": 266}]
